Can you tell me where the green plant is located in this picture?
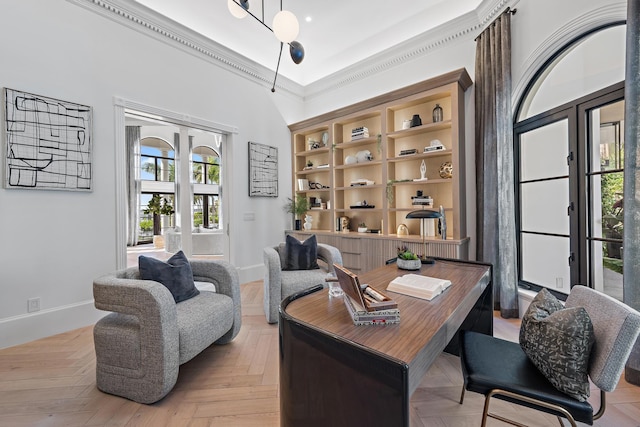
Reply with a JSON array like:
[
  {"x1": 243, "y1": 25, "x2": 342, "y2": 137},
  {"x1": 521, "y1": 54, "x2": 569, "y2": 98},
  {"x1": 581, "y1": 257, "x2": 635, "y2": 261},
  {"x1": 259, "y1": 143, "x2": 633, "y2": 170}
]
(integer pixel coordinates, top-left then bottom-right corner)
[
  {"x1": 359, "y1": 222, "x2": 366, "y2": 228},
  {"x1": 397, "y1": 246, "x2": 418, "y2": 260},
  {"x1": 139, "y1": 219, "x2": 153, "y2": 232},
  {"x1": 307, "y1": 160, "x2": 314, "y2": 167},
  {"x1": 144, "y1": 194, "x2": 175, "y2": 235},
  {"x1": 284, "y1": 194, "x2": 309, "y2": 219}
]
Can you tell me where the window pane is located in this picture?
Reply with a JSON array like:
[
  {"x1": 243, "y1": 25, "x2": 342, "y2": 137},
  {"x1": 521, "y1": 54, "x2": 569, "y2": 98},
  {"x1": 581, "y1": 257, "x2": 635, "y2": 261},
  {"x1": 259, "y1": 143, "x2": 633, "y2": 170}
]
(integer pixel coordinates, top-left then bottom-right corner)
[
  {"x1": 520, "y1": 119, "x2": 569, "y2": 181},
  {"x1": 521, "y1": 233, "x2": 571, "y2": 294},
  {"x1": 521, "y1": 179, "x2": 569, "y2": 235},
  {"x1": 140, "y1": 156, "x2": 156, "y2": 181},
  {"x1": 590, "y1": 239, "x2": 623, "y2": 301}
]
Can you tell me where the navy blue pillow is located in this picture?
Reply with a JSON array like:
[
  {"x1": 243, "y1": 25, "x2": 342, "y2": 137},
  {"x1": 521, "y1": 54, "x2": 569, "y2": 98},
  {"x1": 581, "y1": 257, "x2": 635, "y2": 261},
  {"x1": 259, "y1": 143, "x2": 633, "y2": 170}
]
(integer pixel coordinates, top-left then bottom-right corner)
[
  {"x1": 139, "y1": 250, "x2": 200, "y2": 303},
  {"x1": 284, "y1": 234, "x2": 320, "y2": 270}
]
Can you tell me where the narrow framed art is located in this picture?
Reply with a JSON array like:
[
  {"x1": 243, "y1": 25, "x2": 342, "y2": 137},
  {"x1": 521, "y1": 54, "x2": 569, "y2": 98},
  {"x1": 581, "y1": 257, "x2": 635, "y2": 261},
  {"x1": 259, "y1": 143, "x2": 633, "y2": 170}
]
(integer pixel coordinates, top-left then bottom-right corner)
[
  {"x1": 2, "y1": 88, "x2": 93, "y2": 191},
  {"x1": 248, "y1": 141, "x2": 278, "y2": 197}
]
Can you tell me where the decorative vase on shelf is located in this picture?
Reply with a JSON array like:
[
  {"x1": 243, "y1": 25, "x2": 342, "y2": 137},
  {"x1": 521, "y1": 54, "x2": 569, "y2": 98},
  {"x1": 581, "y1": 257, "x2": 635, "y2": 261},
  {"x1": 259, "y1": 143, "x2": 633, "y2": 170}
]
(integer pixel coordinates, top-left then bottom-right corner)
[
  {"x1": 432, "y1": 104, "x2": 443, "y2": 123},
  {"x1": 410, "y1": 114, "x2": 422, "y2": 128},
  {"x1": 303, "y1": 215, "x2": 313, "y2": 230}
]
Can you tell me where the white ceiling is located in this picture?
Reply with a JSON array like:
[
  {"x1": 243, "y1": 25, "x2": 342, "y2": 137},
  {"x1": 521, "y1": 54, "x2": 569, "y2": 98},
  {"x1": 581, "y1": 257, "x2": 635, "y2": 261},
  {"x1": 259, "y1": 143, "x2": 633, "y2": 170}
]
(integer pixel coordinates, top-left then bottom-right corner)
[{"x1": 133, "y1": 0, "x2": 482, "y2": 86}]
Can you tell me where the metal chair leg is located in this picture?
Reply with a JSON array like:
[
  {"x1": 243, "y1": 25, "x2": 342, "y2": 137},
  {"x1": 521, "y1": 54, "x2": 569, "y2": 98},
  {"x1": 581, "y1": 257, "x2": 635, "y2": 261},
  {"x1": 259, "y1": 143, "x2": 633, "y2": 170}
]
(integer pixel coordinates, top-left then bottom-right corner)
[{"x1": 459, "y1": 387, "x2": 465, "y2": 404}]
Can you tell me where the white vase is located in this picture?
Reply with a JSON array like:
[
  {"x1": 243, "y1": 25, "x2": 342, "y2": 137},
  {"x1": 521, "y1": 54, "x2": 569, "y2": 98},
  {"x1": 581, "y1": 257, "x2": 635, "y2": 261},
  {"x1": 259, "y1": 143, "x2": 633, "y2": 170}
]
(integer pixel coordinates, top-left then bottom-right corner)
[{"x1": 303, "y1": 215, "x2": 312, "y2": 230}]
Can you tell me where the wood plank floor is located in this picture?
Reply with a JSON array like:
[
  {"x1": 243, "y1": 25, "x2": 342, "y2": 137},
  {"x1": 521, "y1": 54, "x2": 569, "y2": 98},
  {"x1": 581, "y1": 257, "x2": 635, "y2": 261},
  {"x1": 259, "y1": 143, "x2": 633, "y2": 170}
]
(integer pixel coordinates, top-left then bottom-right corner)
[{"x1": 1, "y1": 281, "x2": 639, "y2": 426}]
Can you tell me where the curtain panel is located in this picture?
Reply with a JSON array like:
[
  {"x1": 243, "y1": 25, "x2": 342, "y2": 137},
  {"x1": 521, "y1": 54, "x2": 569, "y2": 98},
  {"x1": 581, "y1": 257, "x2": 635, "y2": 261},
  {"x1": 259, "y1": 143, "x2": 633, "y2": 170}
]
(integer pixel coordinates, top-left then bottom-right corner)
[
  {"x1": 475, "y1": 9, "x2": 519, "y2": 317},
  {"x1": 126, "y1": 126, "x2": 141, "y2": 246}
]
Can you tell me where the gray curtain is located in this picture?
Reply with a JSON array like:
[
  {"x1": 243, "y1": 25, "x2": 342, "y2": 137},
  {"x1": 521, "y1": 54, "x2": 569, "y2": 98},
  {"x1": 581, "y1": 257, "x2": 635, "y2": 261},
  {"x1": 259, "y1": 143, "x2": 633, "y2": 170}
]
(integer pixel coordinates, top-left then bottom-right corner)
[
  {"x1": 475, "y1": 9, "x2": 519, "y2": 317},
  {"x1": 126, "y1": 126, "x2": 141, "y2": 246},
  {"x1": 624, "y1": 0, "x2": 640, "y2": 385}
]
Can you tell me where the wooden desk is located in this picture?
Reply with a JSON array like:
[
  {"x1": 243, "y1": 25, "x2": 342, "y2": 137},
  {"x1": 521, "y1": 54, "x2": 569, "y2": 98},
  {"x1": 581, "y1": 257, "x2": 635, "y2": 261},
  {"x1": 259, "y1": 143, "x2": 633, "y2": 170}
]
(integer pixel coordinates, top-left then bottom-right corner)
[{"x1": 279, "y1": 258, "x2": 492, "y2": 427}]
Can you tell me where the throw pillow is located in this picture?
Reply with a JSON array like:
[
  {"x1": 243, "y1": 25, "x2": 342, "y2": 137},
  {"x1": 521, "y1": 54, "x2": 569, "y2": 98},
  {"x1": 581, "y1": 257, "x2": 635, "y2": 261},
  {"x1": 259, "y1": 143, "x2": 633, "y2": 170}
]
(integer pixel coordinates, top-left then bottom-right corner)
[
  {"x1": 284, "y1": 234, "x2": 320, "y2": 271},
  {"x1": 519, "y1": 288, "x2": 595, "y2": 402},
  {"x1": 139, "y1": 250, "x2": 200, "y2": 303}
]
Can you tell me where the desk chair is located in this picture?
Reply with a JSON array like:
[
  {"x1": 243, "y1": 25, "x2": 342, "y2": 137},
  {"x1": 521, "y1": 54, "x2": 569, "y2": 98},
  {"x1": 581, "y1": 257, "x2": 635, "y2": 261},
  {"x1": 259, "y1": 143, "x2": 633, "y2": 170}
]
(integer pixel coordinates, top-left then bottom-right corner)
[{"x1": 459, "y1": 285, "x2": 640, "y2": 426}]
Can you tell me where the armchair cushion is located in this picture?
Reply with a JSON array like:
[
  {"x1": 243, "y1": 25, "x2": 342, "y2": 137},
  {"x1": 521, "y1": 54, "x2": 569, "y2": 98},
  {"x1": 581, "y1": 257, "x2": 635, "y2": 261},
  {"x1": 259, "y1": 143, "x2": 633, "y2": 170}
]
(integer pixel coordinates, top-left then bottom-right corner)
[
  {"x1": 284, "y1": 234, "x2": 319, "y2": 271},
  {"x1": 138, "y1": 250, "x2": 200, "y2": 303},
  {"x1": 519, "y1": 288, "x2": 595, "y2": 402}
]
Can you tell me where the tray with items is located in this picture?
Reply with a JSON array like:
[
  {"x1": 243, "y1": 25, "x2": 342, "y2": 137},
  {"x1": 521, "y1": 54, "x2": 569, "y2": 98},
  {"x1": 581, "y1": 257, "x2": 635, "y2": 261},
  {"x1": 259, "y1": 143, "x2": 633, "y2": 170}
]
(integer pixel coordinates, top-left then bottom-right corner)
[{"x1": 333, "y1": 264, "x2": 397, "y2": 312}]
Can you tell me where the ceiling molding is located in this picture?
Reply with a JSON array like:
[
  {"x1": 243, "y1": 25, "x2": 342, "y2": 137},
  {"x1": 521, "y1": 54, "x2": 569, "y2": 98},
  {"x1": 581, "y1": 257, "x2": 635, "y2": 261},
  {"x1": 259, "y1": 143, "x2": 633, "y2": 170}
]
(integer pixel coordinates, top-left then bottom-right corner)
[
  {"x1": 68, "y1": 0, "x2": 519, "y2": 101},
  {"x1": 511, "y1": 2, "x2": 627, "y2": 111}
]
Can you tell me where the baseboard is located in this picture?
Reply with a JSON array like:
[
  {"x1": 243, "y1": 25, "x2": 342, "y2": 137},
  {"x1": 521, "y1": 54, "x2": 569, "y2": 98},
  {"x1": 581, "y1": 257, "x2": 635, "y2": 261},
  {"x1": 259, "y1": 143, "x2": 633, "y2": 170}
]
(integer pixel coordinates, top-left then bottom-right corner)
[
  {"x1": 0, "y1": 300, "x2": 104, "y2": 350},
  {"x1": 237, "y1": 263, "x2": 265, "y2": 285}
]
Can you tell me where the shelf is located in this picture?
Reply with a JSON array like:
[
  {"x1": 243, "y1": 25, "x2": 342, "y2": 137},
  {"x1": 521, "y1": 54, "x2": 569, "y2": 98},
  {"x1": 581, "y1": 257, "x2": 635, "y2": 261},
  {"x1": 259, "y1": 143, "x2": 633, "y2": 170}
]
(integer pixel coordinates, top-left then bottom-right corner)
[
  {"x1": 334, "y1": 137, "x2": 380, "y2": 149},
  {"x1": 334, "y1": 160, "x2": 382, "y2": 170},
  {"x1": 387, "y1": 149, "x2": 452, "y2": 163},
  {"x1": 389, "y1": 179, "x2": 452, "y2": 186},
  {"x1": 296, "y1": 188, "x2": 330, "y2": 194},
  {"x1": 386, "y1": 120, "x2": 452, "y2": 138},
  {"x1": 296, "y1": 147, "x2": 330, "y2": 156},
  {"x1": 335, "y1": 208, "x2": 383, "y2": 213},
  {"x1": 295, "y1": 168, "x2": 330, "y2": 176},
  {"x1": 335, "y1": 184, "x2": 384, "y2": 191}
]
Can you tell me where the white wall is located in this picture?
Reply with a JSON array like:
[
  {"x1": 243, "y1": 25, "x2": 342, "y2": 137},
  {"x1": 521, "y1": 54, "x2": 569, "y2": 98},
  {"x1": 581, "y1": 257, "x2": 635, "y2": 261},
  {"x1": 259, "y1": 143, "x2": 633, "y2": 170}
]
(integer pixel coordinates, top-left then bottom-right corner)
[
  {"x1": 0, "y1": 0, "x2": 299, "y2": 348},
  {"x1": 0, "y1": 0, "x2": 626, "y2": 348}
]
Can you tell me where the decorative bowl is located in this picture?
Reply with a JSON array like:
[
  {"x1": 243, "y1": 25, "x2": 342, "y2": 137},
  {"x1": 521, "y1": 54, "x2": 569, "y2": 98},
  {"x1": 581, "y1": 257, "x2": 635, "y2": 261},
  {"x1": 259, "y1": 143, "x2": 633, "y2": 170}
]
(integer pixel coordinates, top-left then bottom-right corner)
[{"x1": 397, "y1": 258, "x2": 421, "y2": 270}]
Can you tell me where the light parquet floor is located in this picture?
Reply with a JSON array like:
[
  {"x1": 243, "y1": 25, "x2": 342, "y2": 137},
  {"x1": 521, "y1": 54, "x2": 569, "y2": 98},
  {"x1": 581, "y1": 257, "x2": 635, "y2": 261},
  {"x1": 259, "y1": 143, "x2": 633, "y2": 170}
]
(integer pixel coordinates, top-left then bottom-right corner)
[{"x1": 1, "y1": 281, "x2": 639, "y2": 427}]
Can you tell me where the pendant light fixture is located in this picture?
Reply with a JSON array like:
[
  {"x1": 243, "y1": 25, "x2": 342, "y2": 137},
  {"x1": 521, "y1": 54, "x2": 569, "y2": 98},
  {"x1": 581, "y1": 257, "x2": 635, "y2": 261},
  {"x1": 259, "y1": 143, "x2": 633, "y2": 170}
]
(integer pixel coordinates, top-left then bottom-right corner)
[{"x1": 227, "y1": 0, "x2": 305, "y2": 92}]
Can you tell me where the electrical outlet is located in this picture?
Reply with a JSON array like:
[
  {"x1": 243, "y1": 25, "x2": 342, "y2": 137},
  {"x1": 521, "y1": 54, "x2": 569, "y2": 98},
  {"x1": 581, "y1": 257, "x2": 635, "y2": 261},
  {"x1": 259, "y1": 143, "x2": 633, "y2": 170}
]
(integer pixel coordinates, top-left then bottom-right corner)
[
  {"x1": 555, "y1": 277, "x2": 563, "y2": 288},
  {"x1": 27, "y1": 297, "x2": 40, "y2": 313}
]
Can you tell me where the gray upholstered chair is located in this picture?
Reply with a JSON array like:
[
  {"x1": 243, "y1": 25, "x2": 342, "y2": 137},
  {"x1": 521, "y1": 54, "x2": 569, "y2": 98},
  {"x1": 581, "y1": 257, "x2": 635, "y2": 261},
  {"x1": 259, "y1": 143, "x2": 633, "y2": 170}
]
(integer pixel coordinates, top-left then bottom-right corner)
[
  {"x1": 263, "y1": 241, "x2": 342, "y2": 323},
  {"x1": 92, "y1": 259, "x2": 241, "y2": 404},
  {"x1": 459, "y1": 285, "x2": 640, "y2": 427}
]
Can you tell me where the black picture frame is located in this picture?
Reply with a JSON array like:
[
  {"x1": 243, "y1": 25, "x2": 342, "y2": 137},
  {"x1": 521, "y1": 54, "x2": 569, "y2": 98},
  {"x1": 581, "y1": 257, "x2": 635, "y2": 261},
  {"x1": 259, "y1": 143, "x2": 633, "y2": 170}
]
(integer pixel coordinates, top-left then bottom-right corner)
[{"x1": 248, "y1": 141, "x2": 278, "y2": 197}]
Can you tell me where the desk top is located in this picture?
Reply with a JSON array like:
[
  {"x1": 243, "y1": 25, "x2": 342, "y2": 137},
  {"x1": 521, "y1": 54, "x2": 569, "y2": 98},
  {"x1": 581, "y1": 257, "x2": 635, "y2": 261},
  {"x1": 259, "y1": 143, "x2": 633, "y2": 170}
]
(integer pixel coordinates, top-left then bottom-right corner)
[{"x1": 283, "y1": 259, "x2": 491, "y2": 393}]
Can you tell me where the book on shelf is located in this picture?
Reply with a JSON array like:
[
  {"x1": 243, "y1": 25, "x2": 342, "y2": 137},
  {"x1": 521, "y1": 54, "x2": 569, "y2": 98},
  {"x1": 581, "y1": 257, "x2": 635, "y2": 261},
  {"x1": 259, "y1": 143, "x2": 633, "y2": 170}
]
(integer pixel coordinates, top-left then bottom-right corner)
[
  {"x1": 343, "y1": 295, "x2": 400, "y2": 325},
  {"x1": 386, "y1": 274, "x2": 452, "y2": 301}
]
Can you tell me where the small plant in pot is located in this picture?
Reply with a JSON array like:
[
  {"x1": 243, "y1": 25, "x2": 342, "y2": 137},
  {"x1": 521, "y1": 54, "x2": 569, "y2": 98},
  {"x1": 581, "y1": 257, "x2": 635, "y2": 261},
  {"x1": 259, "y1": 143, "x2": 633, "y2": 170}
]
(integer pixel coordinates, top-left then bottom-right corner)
[
  {"x1": 284, "y1": 194, "x2": 309, "y2": 230},
  {"x1": 358, "y1": 222, "x2": 368, "y2": 233},
  {"x1": 396, "y1": 246, "x2": 421, "y2": 270}
]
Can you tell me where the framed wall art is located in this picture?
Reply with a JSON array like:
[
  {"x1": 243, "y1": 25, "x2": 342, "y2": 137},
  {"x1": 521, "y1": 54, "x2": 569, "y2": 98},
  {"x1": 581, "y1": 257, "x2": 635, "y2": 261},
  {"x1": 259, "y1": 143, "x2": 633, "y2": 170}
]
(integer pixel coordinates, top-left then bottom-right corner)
[
  {"x1": 248, "y1": 141, "x2": 278, "y2": 197},
  {"x1": 2, "y1": 88, "x2": 93, "y2": 191}
]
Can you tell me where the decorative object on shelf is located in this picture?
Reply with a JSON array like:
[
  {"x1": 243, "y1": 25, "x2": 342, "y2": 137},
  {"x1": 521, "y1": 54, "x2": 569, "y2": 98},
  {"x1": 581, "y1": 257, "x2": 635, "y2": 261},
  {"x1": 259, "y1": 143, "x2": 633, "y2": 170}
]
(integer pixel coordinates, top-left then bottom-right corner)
[
  {"x1": 406, "y1": 206, "x2": 446, "y2": 263},
  {"x1": 413, "y1": 160, "x2": 428, "y2": 182},
  {"x1": 303, "y1": 214, "x2": 313, "y2": 230},
  {"x1": 439, "y1": 161, "x2": 453, "y2": 179},
  {"x1": 424, "y1": 139, "x2": 445, "y2": 152},
  {"x1": 340, "y1": 216, "x2": 350, "y2": 232},
  {"x1": 321, "y1": 131, "x2": 329, "y2": 146},
  {"x1": 358, "y1": 223, "x2": 368, "y2": 233},
  {"x1": 397, "y1": 223, "x2": 409, "y2": 236},
  {"x1": 411, "y1": 190, "x2": 433, "y2": 207},
  {"x1": 249, "y1": 141, "x2": 278, "y2": 197},
  {"x1": 350, "y1": 200, "x2": 375, "y2": 209},
  {"x1": 306, "y1": 160, "x2": 313, "y2": 168},
  {"x1": 309, "y1": 181, "x2": 329, "y2": 189},
  {"x1": 410, "y1": 114, "x2": 422, "y2": 128},
  {"x1": 432, "y1": 104, "x2": 443, "y2": 122},
  {"x1": 355, "y1": 150, "x2": 373, "y2": 163},
  {"x1": 297, "y1": 178, "x2": 309, "y2": 191},
  {"x1": 227, "y1": 0, "x2": 304, "y2": 92},
  {"x1": 351, "y1": 126, "x2": 369, "y2": 140},
  {"x1": 345, "y1": 155, "x2": 357, "y2": 165},
  {"x1": 284, "y1": 194, "x2": 308, "y2": 230},
  {"x1": 399, "y1": 148, "x2": 418, "y2": 156},
  {"x1": 349, "y1": 178, "x2": 375, "y2": 186},
  {"x1": 396, "y1": 246, "x2": 421, "y2": 270},
  {"x1": 402, "y1": 119, "x2": 412, "y2": 130},
  {"x1": 377, "y1": 134, "x2": 382, "y2": 154},
  {"x1": 308, "y1": 139, "x2": 321, "y2": 150}
]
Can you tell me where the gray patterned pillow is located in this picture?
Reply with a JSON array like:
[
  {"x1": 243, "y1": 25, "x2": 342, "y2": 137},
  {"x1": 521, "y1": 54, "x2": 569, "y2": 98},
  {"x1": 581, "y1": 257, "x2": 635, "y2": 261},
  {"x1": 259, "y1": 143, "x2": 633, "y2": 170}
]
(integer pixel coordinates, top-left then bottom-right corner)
[{"x1": 519, "y1": 288, "x2": 595, "y2": 401}]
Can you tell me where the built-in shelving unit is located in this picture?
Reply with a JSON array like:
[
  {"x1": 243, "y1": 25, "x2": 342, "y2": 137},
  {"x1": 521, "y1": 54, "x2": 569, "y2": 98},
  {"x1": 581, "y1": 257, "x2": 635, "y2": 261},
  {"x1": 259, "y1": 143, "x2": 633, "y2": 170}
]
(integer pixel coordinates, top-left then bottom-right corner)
[{"x1": 288, "y1": 68, "x2": 472, "y2": 272}]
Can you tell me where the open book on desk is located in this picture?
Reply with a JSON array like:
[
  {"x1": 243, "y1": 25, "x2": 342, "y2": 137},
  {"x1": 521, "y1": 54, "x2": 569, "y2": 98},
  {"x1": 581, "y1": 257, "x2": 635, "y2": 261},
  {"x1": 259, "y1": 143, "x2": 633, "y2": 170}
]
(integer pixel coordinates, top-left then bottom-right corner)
[{"x1": 386, "y1": 274, "x2": 452, "y2": 301}]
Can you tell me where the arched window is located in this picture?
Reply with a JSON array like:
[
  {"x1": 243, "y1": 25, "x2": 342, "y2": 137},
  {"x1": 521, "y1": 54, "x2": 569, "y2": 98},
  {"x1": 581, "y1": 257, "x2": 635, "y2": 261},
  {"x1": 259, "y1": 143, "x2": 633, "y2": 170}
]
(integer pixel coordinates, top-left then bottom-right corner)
[{"x1": 514, "y1": 23, "x2": 625, "y2": 300}]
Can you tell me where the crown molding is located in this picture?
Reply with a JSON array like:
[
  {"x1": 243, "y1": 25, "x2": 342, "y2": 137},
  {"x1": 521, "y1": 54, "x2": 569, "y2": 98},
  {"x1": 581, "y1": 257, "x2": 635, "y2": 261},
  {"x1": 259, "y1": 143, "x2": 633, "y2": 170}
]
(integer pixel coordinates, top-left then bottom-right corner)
[
  {"x1": 68, "y1": 0, "x2": 520, "y2": 101},
  {"x1": 512, "y1": 2, "x2": 627, "y2": 110}
]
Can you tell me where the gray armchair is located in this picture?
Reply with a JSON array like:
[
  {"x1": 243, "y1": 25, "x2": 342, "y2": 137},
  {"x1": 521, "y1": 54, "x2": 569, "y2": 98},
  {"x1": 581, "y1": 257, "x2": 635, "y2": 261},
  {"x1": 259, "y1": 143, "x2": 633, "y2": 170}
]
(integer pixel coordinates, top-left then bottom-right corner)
[
  {"x1": 263, "y1": 242, "x2": 342, "y2": 323},
  {"x1": 92, "y1": 259, "x2": 241, "y2": 403}
]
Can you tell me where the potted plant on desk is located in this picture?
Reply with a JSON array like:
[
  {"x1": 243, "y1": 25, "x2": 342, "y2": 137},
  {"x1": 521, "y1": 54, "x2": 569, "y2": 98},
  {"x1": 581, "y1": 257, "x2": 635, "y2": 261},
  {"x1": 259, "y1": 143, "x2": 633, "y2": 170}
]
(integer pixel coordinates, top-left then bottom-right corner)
[{"x1": 396, "y1": 246, "x2": 421, "y2": 270}]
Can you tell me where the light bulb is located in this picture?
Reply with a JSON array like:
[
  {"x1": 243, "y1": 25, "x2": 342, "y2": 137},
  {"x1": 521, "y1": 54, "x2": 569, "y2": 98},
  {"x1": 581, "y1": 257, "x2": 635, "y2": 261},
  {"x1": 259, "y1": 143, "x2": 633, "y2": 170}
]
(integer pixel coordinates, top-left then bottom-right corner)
[
  {"x1": 272, "y1": 10, "x2": 299, "y2": 43},
  {"x1": 228, "y1": 0, "x2": 248, "y2": 19}
]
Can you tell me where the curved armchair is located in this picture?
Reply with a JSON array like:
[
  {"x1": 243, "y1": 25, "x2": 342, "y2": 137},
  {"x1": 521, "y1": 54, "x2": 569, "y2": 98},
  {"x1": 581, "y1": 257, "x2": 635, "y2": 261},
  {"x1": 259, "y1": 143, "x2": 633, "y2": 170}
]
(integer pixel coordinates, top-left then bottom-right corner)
[
  {"x1": 93, "y1": 259, "x2": 241, "y2": 403},
  {"x1": 263, "y1": 242, "x2": 342, "y2": 323}
]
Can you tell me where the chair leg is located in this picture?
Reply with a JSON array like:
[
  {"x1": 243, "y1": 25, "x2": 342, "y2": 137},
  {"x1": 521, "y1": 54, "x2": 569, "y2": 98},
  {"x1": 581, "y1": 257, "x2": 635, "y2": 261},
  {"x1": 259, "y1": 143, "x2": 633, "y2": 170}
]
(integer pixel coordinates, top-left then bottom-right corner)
[
  {"x1": 481, "y1": 395, "x2": 492, "y2": 427},
  {"x1": 459, "y1": 387, "x2": 465, "y2": 404},
  {"x1": 557, "y1": 416, "x2": 565, "y2": 426}
]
